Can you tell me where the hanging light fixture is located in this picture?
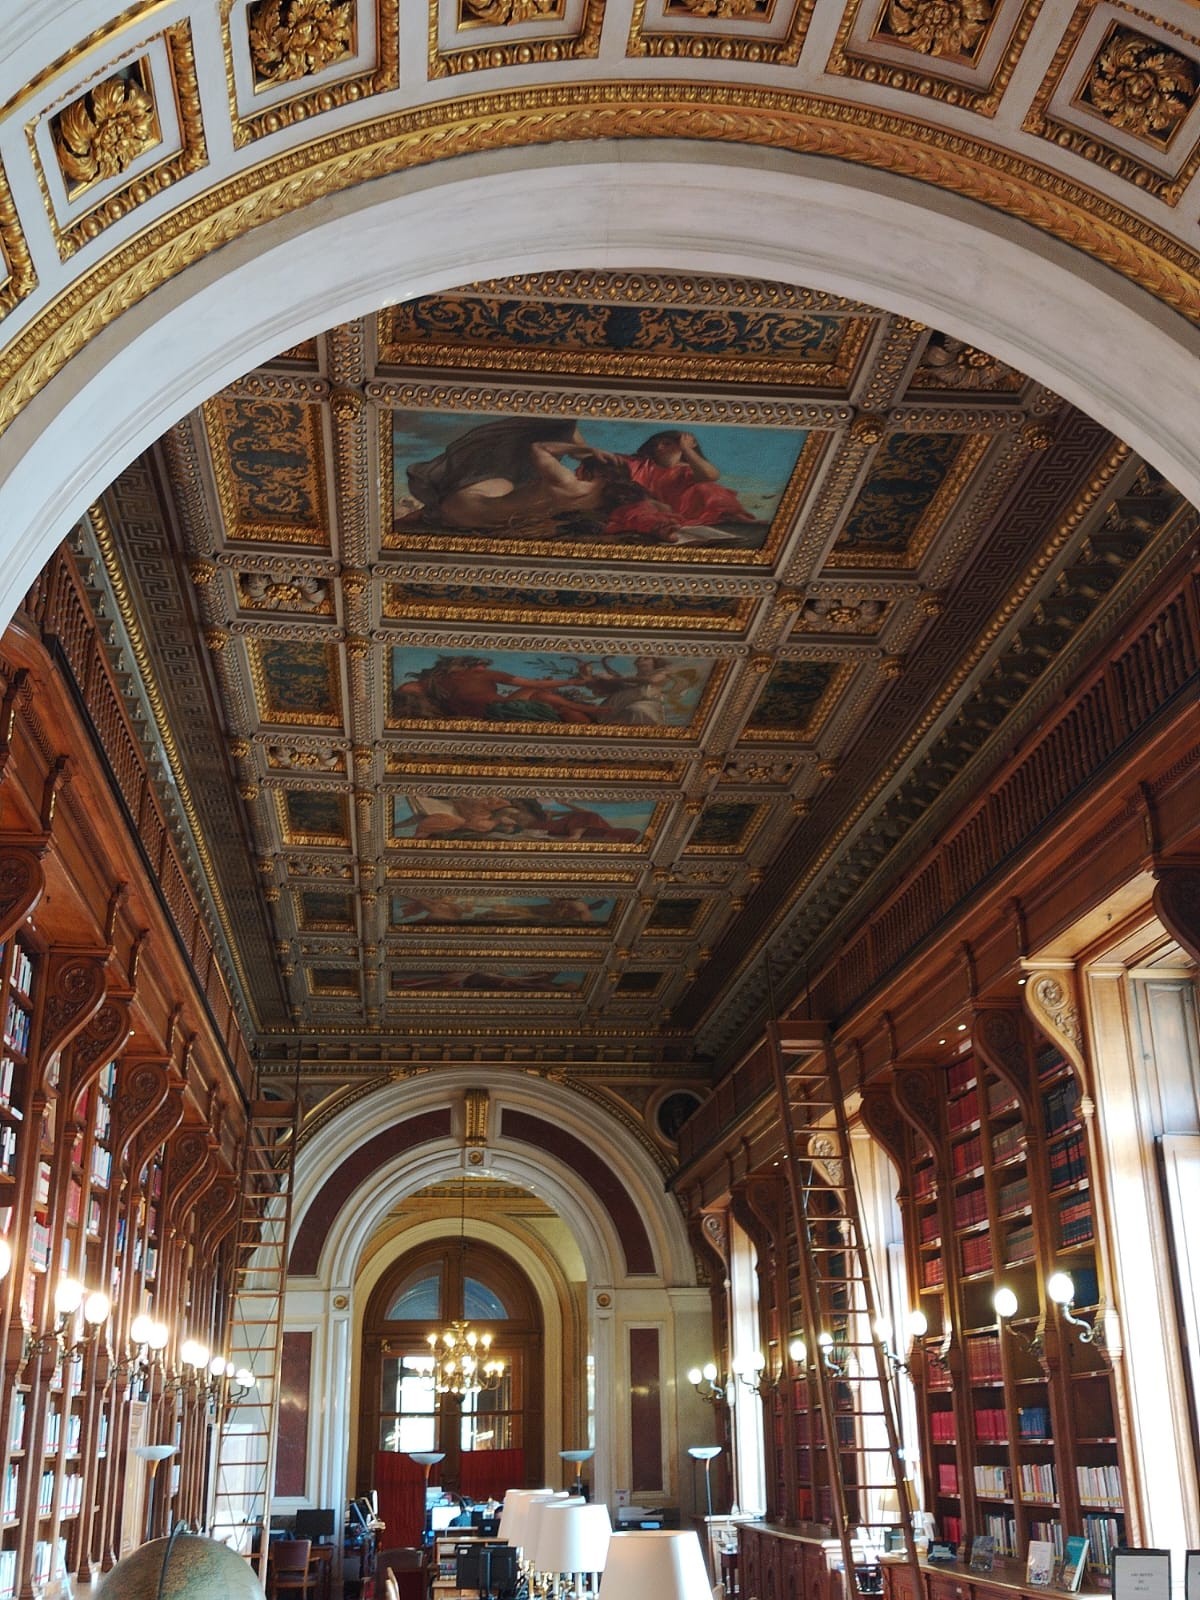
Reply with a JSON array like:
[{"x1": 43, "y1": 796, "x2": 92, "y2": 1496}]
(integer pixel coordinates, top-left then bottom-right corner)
[{"x1": 428, "y1": 1174, "x2": 507, "y2": 1398}]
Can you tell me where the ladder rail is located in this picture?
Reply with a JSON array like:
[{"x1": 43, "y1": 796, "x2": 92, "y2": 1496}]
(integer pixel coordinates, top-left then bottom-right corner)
[{"x1": 768, "y1": 1022, "x2": 925, "y2": 1600}]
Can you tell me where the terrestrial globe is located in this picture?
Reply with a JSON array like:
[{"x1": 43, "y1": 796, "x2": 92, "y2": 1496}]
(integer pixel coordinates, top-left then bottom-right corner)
[{"x1": 96, "y1": 1535, "x2": 265, "y2": 1597}]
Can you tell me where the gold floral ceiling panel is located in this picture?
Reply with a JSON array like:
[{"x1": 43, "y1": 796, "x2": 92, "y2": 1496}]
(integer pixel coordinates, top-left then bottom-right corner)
[{"x1": 87, "y1": 271, "x2": 1184, "y2": 1067}]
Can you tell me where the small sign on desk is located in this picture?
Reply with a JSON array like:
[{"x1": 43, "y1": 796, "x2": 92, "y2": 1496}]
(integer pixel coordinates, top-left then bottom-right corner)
[{"x1": 1113, "y1": 1549, "x2": 1171, "y2": 1600}]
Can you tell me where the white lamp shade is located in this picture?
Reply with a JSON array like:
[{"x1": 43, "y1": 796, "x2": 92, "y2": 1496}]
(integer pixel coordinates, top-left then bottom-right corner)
[
  {"x1": 497, "y1": 1487, "x2": 553, "y2": 1545},
  {"x1": 499, "y1": 1488, "x2": 556, "y2": 1549},
  {"x1": 598, "y1": 1531, "x2": 713, "y2": 1600},
  {"x1": 525, "y1": 1494, "x2": 583, "y2": 1566},
  {"x1": 537, "y1": 1503, "x2": 612, "y2": 1574}
]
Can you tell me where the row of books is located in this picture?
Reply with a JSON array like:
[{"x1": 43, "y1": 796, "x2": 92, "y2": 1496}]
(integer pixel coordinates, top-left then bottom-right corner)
[
  {"x1": 6, "y1": 1394, "x2": 24, "y2": 1452},
  {"x1": 8, "y1": 947, "x2": 34, "y2": 1002},
  {"x1": 1082, "y1": 1513, "x2": 1121, "y2": 1571},
  {"x1": 0, "y1": 1124, "x2": 16, "y2": 1178},
  {"x1": 1, "y1": 1464, "x2": 18, "y2": 1522},
  {"x1": 938, "y1": 1463, "x2": 959, "y2": 1494},
  {"x1": 980, "y1": 1514, "x2": 1017, "y2": 1556},
  {"x1": 914, "y1": 1163, "x2": 937, "y2": 1199},
  {"x1": 1050, "y1": 1132, "x2": 1088, "y2": 1192},
  {"x1": 954, "y1": 1187, "x2": 989, "y2": 1229},
  {"x1": 952, "y1": 1134, "x2": 984, "y2": 1175},
  {"x1": 974, "y1": 1406, "x2": 1006, "y2": 1441},
  {"x1": 1004, "y1": 1222, "x2": 1036, "y2": 1264},
  {"x1": 1028, "y1": 1522, "x2": 1064, "y2": 1558},
  {"x1": 0, "y1": 1054, "x2": 23, "y2": 1112},
  {"x1": 965, "y1": 1334, "x2": 1003, "y2": 1382},
  {"x1": 2, "y1": 997, "x2": 30, "y2": 1057},
  {"x1": 1057, "y1": 1195, "x2": 1094, "y2": 1247},
  {"x1": 91, "y1": 1144, "x2": 112, "y2": 1187},
  {"x1": 921, "y1": 1257, "x2": 945, "y2": 1288},
  {"x1": 0, "y1": 1549, "x2": 13, "y2": 1600},
  {"x1": 930, "y1": 1411, "x2": 956, "y2": 1442},
  {"x1": 948, "y1": 1090, "x2": 980, "y2": 1133},
  {"x1": 31, "y1": 1539, "x2": 67, "y2": 1587},
  {"x1": 1043, "y1": 1078, "x2": 1081, "y2": 1134},
  {"x1": 1077, "y1": 1464, "x2": 1121, "y2": 1507},
  {"x1": 1018, "y1": 1404, "x2": 1051, "y2": 1439},
  {"x1": 941, "y1": 1514, "x2": 963, "y2": 1544},
  {"x1": 992, "y1": 1124, "x2": 1025, "y2": 1164},
  {"x1": 974, "y1": 1464, "x2": 1011, "y2": 1497},
  {"x1": 948, "y1": 1059, "x2": 976, "y2": 1095},
  {"x1": 1018, "y1": 1462, "x2": 1058, "y2": 1500},
  {"x1": 960, "y1": 1234, "x2": 993, "y2": 1275},
  {"x1": 43, "y1": 1408, "x2": 81, "y2": 1454},
  {"x1": 920, "y1": 1211, "x2": 941, "y2": 1243},
  {"x1": 997, "y1": 1176, "x2": 1031, "y2": 1215}
]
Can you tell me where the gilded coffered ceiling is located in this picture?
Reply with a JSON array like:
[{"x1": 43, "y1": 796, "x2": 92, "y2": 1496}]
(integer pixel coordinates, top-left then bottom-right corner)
[{"x1": 80, "y1": 271, "x2": 1192, "y2": 1079}]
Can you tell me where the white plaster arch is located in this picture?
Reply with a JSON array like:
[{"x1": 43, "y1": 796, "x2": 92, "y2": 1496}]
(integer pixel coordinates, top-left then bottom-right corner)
[
  {"x1": 318, "y1": 1141, "x2": 632, "y2": 1294},
  {"x1": 290, "y1": 1067, "x2": 694, "y2": 1289},
  {"x1": 3, "y1": 142, "x2": 1200, "y2": 632}
]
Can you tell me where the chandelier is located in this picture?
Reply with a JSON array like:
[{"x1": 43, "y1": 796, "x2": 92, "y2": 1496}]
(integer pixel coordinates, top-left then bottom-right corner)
[
  {"x1": 427, "y1": 1319, "x2": 506, "y2": 1398},
  {"x1": 427, "y1": 1175, "x2": 507, "y2": 1399}
]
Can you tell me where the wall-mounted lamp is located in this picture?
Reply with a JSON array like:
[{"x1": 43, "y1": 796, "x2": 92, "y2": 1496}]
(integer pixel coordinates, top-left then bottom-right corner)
[
  {"x1": 1047, "y1": 1271, "x2": 1103, "y2": 1347},
  {"x1": 731, "y1": 1351, "x2": 781, "y2": 1398},
  {"x1": 993, "y1": 1285, "x2": 1042, "y2": 1355},
  {"x1": 686, "y1": 1362, "x2": 729, "y2": 1405},
  {"x1": 22, "y1": 1277, "x2": 110, "y2": 1368},
  {"x1": 874, "y1": 1312, "x2": 927, "y2": 1375},
  {"x1": 816, "y1": 1331, "x2": 847, "y2": 1377},
  {"x1": 111, "y1": 1311, "x2": 171, "y2": 1384}
]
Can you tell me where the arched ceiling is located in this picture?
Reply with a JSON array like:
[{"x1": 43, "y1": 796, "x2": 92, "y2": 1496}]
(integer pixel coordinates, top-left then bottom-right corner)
[
  {"x1": 79, "y1": 272, "x2": 1193, "y2": 1081},
  {"x1": 2, "y1": 0, "x2": 1200, "y2": 448},
  {"x1": 3, "y1": 0, "x2": 1199, "y2": 1098}
]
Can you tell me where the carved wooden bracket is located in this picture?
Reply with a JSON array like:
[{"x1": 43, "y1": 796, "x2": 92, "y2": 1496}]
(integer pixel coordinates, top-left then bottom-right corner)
[
  {"x1": 1021, "y1": 962, "x2": 1091, "y2": 1094},
  {"x1": 39, "y1": 949, "x2": 108, "y2": 1085},
  {"x1": 859, "y1": 1081, "x2": 908, "y2": 1172},
  {"x1": 0, "y1": 668, "x2": 28, "y2": 780},
  {"x1": 110, "y1": 1056, "x2": 172, "y2": 1162},
  {"x1": 0, "y1": 839, "x2": 46, "y2": 940},
  {"x1": 64, "y1": 992, "x2": 134, "y2": 1110},
  {"x1": 194, "y1": 1172, "x2": 241, "y2": 1252},
  {"x1": 891, "y1": 1063, "x2": 945, "y2": 1145},
  {"x1": 695, "y1": 1208, "x2": 729, "y2": 1274},
  {"x1": 972, "y1": 1004, "x2": 1033, "y2": 1116},
  {"x1": 129, "y1": 1078, "x2": 186, "y2": 1170},
  {"x1": 163, "y1": 1127, "x2": 214, "y2": 1236},
  {"x1": 1153, "y1": 864, "x2": 1200, "y2": 965}
]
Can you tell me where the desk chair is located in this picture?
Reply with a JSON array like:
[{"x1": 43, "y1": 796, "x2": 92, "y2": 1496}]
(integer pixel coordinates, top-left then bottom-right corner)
[
  {"x1": 269, "y1": 1538, "x2": 316, "y2": 1598},
  {"x1": 374, "y1": 1546, "x2": 427, "y2": 1575},
  {"x1": 379, "y1": 1566, "x2": 427, "y2": 1600}
]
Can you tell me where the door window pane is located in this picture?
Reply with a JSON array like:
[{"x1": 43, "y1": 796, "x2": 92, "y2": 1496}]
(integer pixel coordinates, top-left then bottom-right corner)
[
  {"x1": 386, "y1": 1270, "x2": 442, "y2": 1319},
  {"x1": 464, "y1": 1277, "x2": 508, "y2": 1319},
  {"x1": 380, "y1": 1352, "x2": 437, "y2": 1452}
]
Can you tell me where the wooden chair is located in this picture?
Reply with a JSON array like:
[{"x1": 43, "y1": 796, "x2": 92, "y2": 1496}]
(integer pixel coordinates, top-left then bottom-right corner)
[
  {"x1": 269, "y1": 1538, "x2": 316, "y2": 1598},
  {"x1": 375, "y1": 1548, "x2": 428, "y2": 1600}
]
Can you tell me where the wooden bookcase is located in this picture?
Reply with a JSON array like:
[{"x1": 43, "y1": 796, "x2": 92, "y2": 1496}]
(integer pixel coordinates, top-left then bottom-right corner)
[{"x1": 898, "y1": 1024, "x2": 1127, "y2": 1589}]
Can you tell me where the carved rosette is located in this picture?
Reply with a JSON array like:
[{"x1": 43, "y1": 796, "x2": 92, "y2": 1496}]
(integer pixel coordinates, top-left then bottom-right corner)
[
  {"x1": 972, "y1": 1005, "x2": 1032, "y2": 1112},
  {"x1": 40, "y1": 952, "x2": 107, "y2": 1071},
  {"x1": 1153, "y1": 866, "x2": 1200, "y2": 965},
  {"x1": 1022, "y1": 966, "x2": 1091, "y2": 1092},
  {"x1": 807, "y1": 1132, "x2": 844, "y2": 1188},
  {"x1": 0, "y1": 845, "x2": 45, "y2": 938}
]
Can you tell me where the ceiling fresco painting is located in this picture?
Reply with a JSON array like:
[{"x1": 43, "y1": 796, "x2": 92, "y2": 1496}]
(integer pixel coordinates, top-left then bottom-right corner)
[{"x1": 80, "y1": 270, "x2": 1193, "y2": 1080}]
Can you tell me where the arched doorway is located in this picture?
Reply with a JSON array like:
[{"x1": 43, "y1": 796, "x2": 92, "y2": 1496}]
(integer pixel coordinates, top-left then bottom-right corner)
[{"x1": 360, "y1": 1235, "x2": 544, "y2": 1493}]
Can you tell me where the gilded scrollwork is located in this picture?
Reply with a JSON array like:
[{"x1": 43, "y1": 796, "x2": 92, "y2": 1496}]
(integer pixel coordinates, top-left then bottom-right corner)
[{"x1": 459, "y1": 0, "x2": 565, "y2": 27}]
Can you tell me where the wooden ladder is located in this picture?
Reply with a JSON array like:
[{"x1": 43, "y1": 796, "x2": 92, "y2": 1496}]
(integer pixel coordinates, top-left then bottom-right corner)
[
  {"x1": 208, "y1": 1096, "x2": 300, "y2": 1578},
  {"x1": 769, "y1": 1020, "x2": 924, "y2": 1598}
]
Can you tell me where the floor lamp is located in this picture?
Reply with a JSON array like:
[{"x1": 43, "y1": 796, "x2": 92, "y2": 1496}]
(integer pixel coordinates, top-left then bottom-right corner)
[
  {"x1": 687, "y1": 1446, "x2": 722, "y2": 1520},
  {"x1": 560, "y1": 1449, "x2": 596, "y2": 1497},
  {"x1": 132, "y1": 1444, "x2": 177, "y2": 1544}
]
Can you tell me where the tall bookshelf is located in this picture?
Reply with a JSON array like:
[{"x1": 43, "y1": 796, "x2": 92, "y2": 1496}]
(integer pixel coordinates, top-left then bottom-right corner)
[{"x1": 897, "y1": 1020, "x2": 1127, "y2": 1589}]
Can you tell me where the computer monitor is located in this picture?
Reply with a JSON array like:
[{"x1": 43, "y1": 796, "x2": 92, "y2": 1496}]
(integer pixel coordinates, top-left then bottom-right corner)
[
  {"x1": 430, "y1": 1504, "x2": 460, "y2": 1533},
  {"x1": 455, "y1": 1543, "x2": 518, "y2": 1597},
  {"x1": 471, "y1": 1512, "x2": 501, "y2": 1537},
  {"x1": 294, "y1": 1507, "x2": 337, "y2": 1544}
]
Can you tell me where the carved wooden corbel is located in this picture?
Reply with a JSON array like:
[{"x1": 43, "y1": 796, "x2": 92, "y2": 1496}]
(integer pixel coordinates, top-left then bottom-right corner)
[
  {"x1": 972, "y1": 1004, "x2": 1033, "y2": 1116},
  {"x1": 109, "y1": 1056, "x2": 172, "y2": 1163},
  {"x1": 1152, "y1": 863, "x2": 1200, "y2": 965},
  {"x1": 0, "y1": 839, "x2": 46, "y2": 940},
  {"x1": 858, "y1": 1081, "x2": 908, "y2": 1172},
  {"x1": 1021, "y1": 962, "x2": 1091, "y2": 1094},
  {"x1": 0, "y1": 668, "x2": 28, "y2": 780},
  {"x1": 63, "y1": 991, "x2": 134, "y2": 1109},
  {"x1": 38, "y1": 949, "x2": 108, "y2": 1088}
]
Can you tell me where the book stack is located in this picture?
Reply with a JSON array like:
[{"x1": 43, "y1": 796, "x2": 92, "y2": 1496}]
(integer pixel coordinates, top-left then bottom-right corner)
[
  {"x1": 965, "y1": 1334, "x2": 1002, "y2": 1382},
  {"x1": 954, "y1": 1188, "x2": 989, "y2": 1228},
  {"x1": 1049, "y1": 1132, "x2": 1087, "y2": 1192},
  {"x1": 952, "y1": 1135, "x2": 983, "y2": 1174},
  {"x1": 960, "y1": 1233, "x2": 993, "y2": 1275},
  {"x1": 1018, "y1": 1462, "x2": 1058, "y2": 1501},
  {"x1": 973, "y1": 1464, "x2": 1011, "y2": 1498},
  {"x1": 1076, "y1": 1464, "x2": 1121, "y2": 1507},
  {"x1": 948, "y1": 1091, "x2": 980, "y2": 1133},
  {"x1": 973, "y1": 1406, "x2": 1007, "y2": 1441},
  {"x1": 937, "y1": 1463, "x2": 959, "y2": 1494},
  {"x1": 1057, "y1": 1194, "x2": 1094, "y2": 1247},
  {"x1": 1018, "y1": 1405, "x2": 1051, "y2": 1440}
]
